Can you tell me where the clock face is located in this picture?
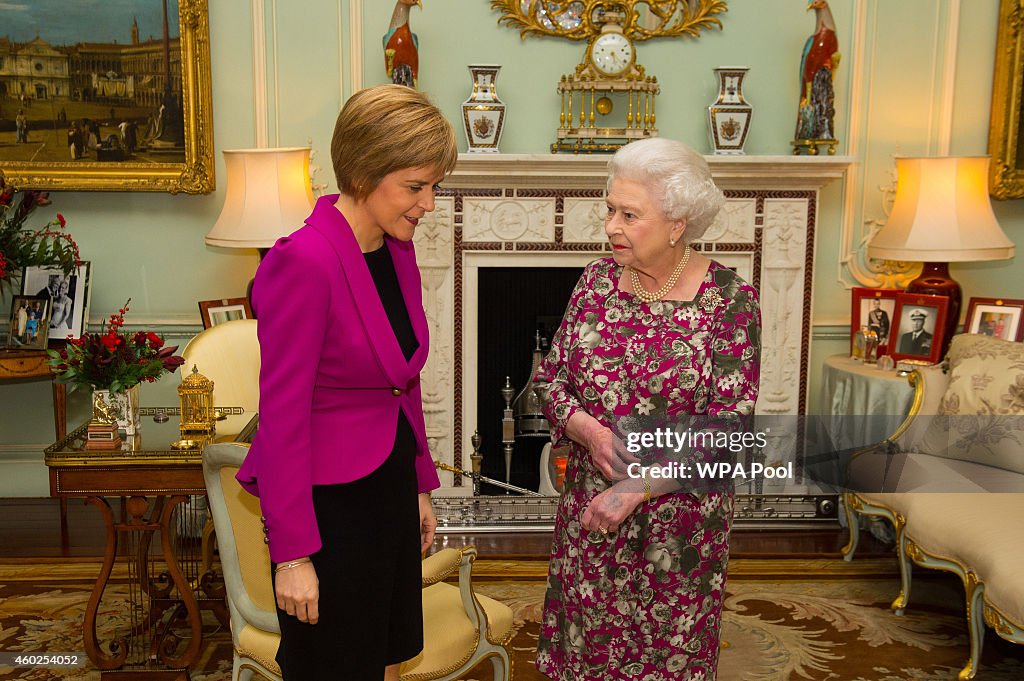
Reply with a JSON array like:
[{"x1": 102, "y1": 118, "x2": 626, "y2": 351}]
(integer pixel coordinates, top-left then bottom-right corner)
[{"x1": 590, "y1": 32, "x2": 633, "y2": 76}]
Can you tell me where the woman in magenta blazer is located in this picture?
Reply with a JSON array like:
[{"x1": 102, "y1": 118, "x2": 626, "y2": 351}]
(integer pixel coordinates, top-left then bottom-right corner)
[{"x1": 236, "y1": 85, "x2": 457, "y2": 680}]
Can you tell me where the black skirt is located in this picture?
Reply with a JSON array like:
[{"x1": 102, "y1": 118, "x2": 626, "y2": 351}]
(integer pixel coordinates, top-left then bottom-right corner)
[
  {"x1": 272, "y1": 241, "x2": 424, "y2": 680},
  {"x1": 272, "y1": 421, "x2": 423, "y2": 680}
]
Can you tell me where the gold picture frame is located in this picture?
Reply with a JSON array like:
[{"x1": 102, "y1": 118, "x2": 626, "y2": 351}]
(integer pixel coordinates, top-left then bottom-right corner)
[
  {"x1": 0, "y1": 0, "x2": 214, "y2": 194},
  {"x1": 988, "y1": 0, "x2": 1024, "y2": 199}
]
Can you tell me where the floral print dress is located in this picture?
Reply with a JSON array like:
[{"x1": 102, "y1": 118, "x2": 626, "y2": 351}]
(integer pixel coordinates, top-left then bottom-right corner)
[{"x1": 535, "y1": 257, "x2": 761, "y2": 681}]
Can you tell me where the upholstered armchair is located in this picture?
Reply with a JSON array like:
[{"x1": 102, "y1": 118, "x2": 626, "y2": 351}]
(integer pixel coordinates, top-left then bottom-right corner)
[{"x1": 202, "y1": 442, "x2": 514, "y2": 681}]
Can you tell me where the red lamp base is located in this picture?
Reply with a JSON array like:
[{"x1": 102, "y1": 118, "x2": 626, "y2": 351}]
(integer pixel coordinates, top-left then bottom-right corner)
[{"x1": 906, "y1": 262, "x2": 960, "y2": 360}]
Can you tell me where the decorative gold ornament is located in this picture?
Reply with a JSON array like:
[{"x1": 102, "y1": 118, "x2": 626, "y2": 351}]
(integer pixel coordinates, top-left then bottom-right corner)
[
  {"x1": 492, "y1": 1, "x2": 728, "y2": 152},
  {"x1": 178, "y1": 365, "x2": 216, "y2": 435}
]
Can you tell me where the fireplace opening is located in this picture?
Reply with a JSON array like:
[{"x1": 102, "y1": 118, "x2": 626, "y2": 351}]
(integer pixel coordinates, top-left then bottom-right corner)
[{"x1": 476, "y1": 266, "x2": 584, "y2": 494}]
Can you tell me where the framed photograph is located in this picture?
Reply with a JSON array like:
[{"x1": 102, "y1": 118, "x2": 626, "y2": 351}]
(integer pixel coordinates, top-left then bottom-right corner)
[
  {"x1": 963, "y1": 297, "x2": 1024, "y2": 342},
  {"x1": 20, "y1": 263, "x2": 92, "y2": 341},
  {"x1": 851, "y1": 287, "x2": 899, "y2": 357},
  {"x1": 199, "y1": 298, "x2": 253, "y2": 329},
  {"x1": 6, "y1": 295, "x2": 51, "y2": 350},
  {"x1": 890, "y1": 293, "x2": 951, "y2": 364},
  {"x1": 0, "y1": 0, "x2": 214, "y2": 194},
  {"x1": 988, "y1": 0, "x2": 1024, "y2": 199}
]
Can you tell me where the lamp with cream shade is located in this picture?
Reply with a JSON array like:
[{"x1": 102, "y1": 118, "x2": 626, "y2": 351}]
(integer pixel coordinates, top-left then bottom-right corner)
[
  {"x1": 868, "y1": 156, "x2": 1015, "y2": 358},
  {"x1": 206, "y1": 148, "x2": 316, "y2": 313},
  {"x1": 206, "y1": 147, "x2": 316, "y2": 250}
]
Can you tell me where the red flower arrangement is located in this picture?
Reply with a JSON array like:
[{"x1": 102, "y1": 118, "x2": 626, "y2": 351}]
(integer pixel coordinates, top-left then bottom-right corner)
[
  {"x1": 48, "y1": 300, "x2": 186, "y2": 393},
  {"x1": 0, "y1": 174, "x2": 81, "y2": 292}
]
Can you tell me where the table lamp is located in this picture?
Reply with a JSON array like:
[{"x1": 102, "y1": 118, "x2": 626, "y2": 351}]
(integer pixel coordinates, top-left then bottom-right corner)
[
  {"x1": 206, "y1": 147, "x2": 316, "y2": 312},
  {"x1": 868, "y1": 156, "x2": 1015, "y2": 358}
]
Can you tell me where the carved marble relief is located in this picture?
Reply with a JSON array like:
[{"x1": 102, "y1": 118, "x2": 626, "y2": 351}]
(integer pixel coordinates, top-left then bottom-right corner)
[
  {"x1": 563, "y1": 199, "x2": 608, "y2": 243},
  {"x1": 759, "y1": 199, "x2": 810, "y2": 416},
  {"x1": 702, "y1": 198, "x2": 757, "y2": 244},
  {"x1": 463, "y1": 198, "x2": 555, "y2": 242},
  {"x1": 413, "y1": 198, "x2": 455, "y2": 473}
]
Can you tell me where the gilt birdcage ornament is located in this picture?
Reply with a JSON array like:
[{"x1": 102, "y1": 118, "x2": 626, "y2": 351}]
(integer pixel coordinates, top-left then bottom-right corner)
[{"x1": 178, "y1": 365, "x2": 215, "y2": 436}]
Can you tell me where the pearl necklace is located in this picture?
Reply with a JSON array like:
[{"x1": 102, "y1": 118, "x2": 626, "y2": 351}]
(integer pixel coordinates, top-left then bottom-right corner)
[{"x1": 629, "y1": 245, "x2": 691, "y2": 304}]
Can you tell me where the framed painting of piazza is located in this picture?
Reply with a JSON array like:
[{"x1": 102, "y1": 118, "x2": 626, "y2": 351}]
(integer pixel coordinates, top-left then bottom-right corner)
[{"x1": 0, "y1": 0, "x2": 213, "y2": 193}]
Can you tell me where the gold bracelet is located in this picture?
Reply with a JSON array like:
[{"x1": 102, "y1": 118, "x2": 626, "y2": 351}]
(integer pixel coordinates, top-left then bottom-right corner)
[
  {"x1": 642, "y1": 476, "x2": 651, "y2": 503},
  {"x1": 275, "y1": 558, "x2": 311, "y2": 573}
]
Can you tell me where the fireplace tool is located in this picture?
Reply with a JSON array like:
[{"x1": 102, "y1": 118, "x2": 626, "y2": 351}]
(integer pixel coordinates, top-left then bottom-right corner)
[{"x1": 435, "y1": 429, "x2": 543, "y2": 497}]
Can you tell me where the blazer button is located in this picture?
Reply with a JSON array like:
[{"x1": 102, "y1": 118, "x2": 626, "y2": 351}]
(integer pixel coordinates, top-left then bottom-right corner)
[{"x1": 392, "y1": 388, "x2": 402, "y2": 396}]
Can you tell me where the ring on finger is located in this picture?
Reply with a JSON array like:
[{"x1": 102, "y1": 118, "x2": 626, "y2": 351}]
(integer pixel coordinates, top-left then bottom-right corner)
[{"x1": 599, "y1": 527, "x2": 609, "y2": 535}]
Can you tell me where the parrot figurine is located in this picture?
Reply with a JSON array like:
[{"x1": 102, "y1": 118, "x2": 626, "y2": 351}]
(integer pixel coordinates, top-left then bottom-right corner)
[
  {"x1": 795, "y1": 0, "x2": 840, "y2": 144},
  {"x1": 383, "y1": 0, "x2": 422, "y2": 88}
]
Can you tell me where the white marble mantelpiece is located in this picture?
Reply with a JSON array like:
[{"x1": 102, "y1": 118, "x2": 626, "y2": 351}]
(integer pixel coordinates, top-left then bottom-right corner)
[
  {"x1": 416, "y1": 154, "x2": 853, "y2": 492},
  {"x1": 449, "y1": 154, "x2": 854, "y2": 189}
]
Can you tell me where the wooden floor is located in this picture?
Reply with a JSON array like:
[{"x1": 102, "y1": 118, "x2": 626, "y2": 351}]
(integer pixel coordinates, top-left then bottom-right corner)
[{"x1": 0, "y1": 497, "x2": 893, "y2": 561}]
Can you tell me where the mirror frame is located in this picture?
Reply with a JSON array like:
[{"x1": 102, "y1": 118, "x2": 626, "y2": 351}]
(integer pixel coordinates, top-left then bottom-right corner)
[{"x1": 988, "y1": 0, "x2": 1024, "y2": 199}]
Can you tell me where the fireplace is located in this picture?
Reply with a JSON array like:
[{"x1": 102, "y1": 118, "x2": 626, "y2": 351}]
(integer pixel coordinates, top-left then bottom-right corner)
[{"x1": 412, "y1": 154, "x2": 851, "y2": 511}]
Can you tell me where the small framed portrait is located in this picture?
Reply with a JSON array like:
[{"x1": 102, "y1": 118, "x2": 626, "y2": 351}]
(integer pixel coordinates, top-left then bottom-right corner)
[
  {"x1": 890, "y1": 293, "x2": 951, "y2": 364},
  {"x1": 851, "y1": 287, "x2": 899, "y2": 357},
  {"x1": 20, "y1": 263, "x2": 93, "y2": 341},
  {"x1": 6, "y1": 295, "x2": 52, "y2": 350},
  {"x1": 963, "y1": 297, "x2": 1024, "y2": 341},
  {"x1": 199, "y1": 298, "x2": 253, "y2": 329}
]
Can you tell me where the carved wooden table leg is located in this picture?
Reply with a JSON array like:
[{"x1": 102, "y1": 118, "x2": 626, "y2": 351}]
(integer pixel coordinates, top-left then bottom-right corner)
[
  {"x1": 83, "y1": 495, "x2": 201, "y2": 679},
  {"x1": 83, "y1": 497, "x2": 129, "y2": 670}
]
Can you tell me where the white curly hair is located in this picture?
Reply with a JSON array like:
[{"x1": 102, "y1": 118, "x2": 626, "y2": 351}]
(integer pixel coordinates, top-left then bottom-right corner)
[{"x1": 607, "y1": 138, "x2": 725, "y2": 243}]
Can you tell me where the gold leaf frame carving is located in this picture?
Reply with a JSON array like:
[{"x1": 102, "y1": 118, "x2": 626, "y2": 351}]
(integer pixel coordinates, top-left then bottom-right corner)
[
  {"x1": 989, "y1": 0, "x2": 1024, "y2": 199},
  {"x1": 0, "y1": 0, "x2": 214, "y2": 194}
]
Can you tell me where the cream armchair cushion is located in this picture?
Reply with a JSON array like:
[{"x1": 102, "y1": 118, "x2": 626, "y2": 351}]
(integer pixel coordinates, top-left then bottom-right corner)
[
  {"x1": 182, "y1": 319, "x2": 260, "y2": 436},
  {"x1": 917, "y1": 334, "x2": 1024, "y2": 475}
]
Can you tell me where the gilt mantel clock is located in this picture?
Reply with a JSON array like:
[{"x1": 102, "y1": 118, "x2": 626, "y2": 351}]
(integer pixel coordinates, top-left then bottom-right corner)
[{"x1": 492, "y1": 0, "x2": 729, "y2": 153}]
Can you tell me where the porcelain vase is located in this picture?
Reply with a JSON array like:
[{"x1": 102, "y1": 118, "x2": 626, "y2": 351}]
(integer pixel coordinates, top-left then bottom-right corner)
[
  {"x1": 707, "y1": 66, "x2": 752, "y2": 155},
  {"x1": 93, "y1": 384, "x2": 141, "y2": 436},
  {"x1": 462, "y1": 64, "x2": 506, "y2": 153}
]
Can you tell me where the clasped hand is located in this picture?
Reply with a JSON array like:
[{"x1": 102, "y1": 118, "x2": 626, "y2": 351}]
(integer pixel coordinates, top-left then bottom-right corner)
[{"x1": 585, "y1": 426, "x2": 640, "y2": 481}]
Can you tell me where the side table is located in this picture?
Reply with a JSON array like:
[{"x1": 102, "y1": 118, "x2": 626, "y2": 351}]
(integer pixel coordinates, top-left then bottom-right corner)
[
  {"x1": 45, "y1": 408, "x2": 250, "y2": 679},
  {"x1": 0, "y1": 349, "x2": 69, "y2": 522},
  {"x1": 0, "y1": 348, "x2": 67, "y2": 440},
  {"x1": 821, "y1": 353, "x2": 915, "y2": 451}
]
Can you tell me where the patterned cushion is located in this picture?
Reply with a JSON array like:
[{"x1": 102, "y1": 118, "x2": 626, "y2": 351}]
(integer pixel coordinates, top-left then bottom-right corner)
[{"x1": 917, "y1": 334, "x2": 1024, "y2": 475}]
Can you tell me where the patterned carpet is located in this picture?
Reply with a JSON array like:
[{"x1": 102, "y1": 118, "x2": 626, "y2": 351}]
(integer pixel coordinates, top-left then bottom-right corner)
[{"x1": 1, "y1": 560, "x2": 1023, "y2": 680}]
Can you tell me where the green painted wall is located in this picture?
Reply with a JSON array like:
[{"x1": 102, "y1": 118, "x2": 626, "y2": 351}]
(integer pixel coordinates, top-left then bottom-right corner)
[{"x1": 2, "y1": 0, "x2": 1021, "y2": 496}]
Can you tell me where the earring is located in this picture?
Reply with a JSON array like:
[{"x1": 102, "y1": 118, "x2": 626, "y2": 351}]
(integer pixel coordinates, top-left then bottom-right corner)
[{"x1": 669, "y1": 238, "x2": 676, "y2": 247}]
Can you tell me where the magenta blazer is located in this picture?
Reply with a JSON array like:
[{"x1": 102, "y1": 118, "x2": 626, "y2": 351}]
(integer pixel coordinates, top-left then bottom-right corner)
[{"x1": 236, "y1": 194, "x2": 441, "y2": 563}]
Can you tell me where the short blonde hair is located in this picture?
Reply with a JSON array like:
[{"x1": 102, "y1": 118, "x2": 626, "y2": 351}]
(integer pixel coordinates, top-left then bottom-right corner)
[
  {"x1": 331, "y1": 85, "x2": 457, "y2": 200},
  {"x1": 607, "y1": 138, "x2": 725, "y2": 243}
]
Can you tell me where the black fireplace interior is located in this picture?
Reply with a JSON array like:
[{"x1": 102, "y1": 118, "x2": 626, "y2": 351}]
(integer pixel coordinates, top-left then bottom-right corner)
[{"x1": 476, "y1": 266, "x2": 584, "y2": 494}]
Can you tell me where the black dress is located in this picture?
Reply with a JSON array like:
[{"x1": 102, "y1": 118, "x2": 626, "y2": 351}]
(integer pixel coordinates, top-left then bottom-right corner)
[{"x1": 273, "y1": 242, "x2": 423, "y2": 680}]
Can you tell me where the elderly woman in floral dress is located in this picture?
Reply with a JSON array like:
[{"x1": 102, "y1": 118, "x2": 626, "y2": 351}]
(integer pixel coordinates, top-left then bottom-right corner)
[{"x1": 535, "y1": 137, "x2": 761, "y2": 680}]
